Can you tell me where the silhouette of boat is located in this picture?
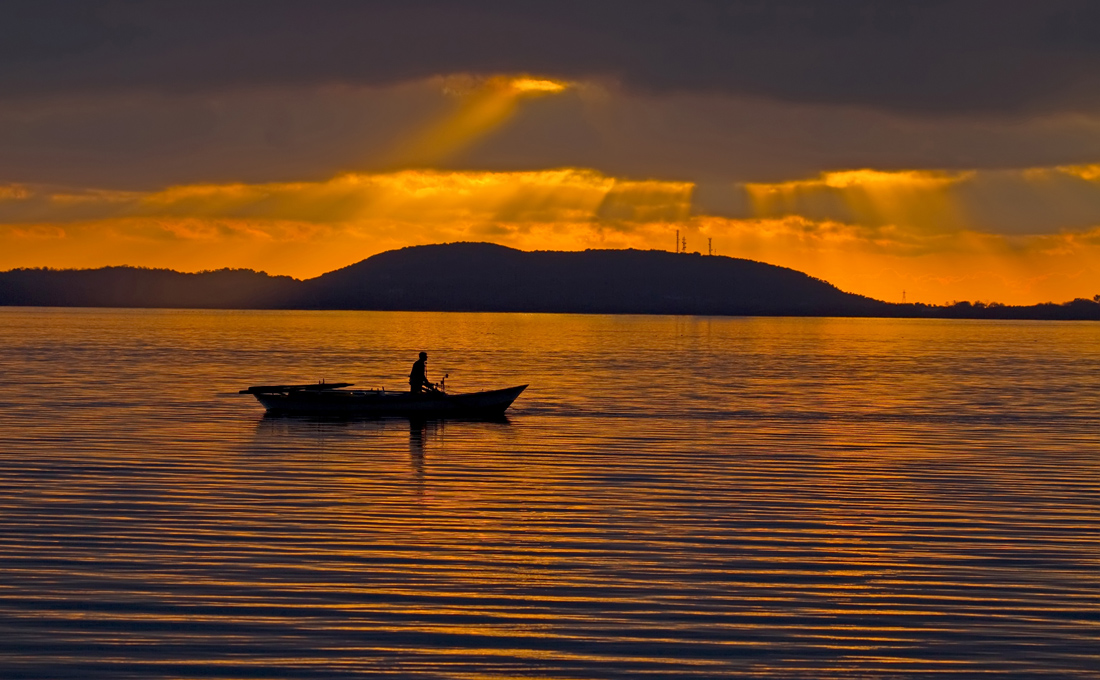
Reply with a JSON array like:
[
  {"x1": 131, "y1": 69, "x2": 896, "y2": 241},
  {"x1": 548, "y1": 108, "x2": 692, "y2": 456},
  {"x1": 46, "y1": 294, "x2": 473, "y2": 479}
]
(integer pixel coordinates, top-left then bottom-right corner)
[{"x1": 240, "y1": 382, "x2": 527, "y2": 417}]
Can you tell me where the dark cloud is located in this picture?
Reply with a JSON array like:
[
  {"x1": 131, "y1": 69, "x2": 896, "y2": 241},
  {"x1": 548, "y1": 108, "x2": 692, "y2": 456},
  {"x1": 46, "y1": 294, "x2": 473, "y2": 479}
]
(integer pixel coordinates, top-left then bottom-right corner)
[
  {"x1": 5, "y1": 1, "x2": 1100, "y2": 116},
  {"x1": 9, "y1": 83, "x2": 1100, "y2": 192},
  {"x1": 462, "y1": 88, "x2": 1100, "y2": 181},
  {"x1": 0, "y1": 84, "x2": 449, "y2": 189}
]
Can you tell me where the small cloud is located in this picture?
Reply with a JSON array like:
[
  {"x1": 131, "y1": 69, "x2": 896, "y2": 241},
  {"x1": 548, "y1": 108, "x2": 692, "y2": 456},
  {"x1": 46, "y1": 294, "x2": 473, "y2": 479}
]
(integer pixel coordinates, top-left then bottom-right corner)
[
  {"x1": 508, "y1": 77, "x2": 570, "y2": 95},
  {"x1": 4, "y1": 224, "x2": 66, "y2": 239},
  {"x1": 0, "y1": 185, "x2": 31, "y2": 201}
]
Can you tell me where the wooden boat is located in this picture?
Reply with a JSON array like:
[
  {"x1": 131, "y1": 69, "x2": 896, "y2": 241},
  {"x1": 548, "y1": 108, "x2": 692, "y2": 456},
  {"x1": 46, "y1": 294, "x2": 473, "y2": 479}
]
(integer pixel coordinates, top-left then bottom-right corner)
[{"x1": 240, "y1": 382, "x2": 527, "y2": 417}]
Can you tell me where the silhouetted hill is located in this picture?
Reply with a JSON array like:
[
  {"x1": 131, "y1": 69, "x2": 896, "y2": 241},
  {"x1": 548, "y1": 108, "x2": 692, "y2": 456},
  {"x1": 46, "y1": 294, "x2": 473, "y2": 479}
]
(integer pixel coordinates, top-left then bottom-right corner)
[
  {"x1": 0, "y1": 267, "x2": 299, "y2": 309},
  {"x1": 2, "y1": 243, "x2": 1098, "y2": 319},
  {"x1": 303, "y1": 243, "x2": 886, "y2": 316}
]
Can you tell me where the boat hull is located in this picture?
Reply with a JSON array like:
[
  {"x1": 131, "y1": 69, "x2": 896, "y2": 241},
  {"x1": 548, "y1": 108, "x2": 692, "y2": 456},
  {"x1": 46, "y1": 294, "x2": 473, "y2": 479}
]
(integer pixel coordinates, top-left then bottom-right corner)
[{"x1": 252, "y1": 385, "x2": 528, "y2": 417}]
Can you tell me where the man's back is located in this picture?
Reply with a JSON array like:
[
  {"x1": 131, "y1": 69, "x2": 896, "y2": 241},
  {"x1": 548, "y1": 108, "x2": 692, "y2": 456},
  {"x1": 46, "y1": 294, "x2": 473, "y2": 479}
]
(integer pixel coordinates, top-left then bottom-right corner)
[{"x1": 409, "y1": 352, "x2": 429, "y2": 393}]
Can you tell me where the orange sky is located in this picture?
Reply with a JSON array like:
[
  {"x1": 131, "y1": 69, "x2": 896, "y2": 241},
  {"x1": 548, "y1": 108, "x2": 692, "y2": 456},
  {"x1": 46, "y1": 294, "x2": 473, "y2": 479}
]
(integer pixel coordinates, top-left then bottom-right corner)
[{"x1": 3, "y1": 75, "x2": 1100, "y2": 305}]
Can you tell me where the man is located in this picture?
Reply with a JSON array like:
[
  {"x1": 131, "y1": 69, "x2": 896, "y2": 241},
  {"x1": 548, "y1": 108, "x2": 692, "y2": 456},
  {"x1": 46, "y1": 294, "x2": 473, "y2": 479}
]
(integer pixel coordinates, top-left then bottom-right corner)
[{"x1": 408, "y1": 351, "x2": 433, "y2": 394}]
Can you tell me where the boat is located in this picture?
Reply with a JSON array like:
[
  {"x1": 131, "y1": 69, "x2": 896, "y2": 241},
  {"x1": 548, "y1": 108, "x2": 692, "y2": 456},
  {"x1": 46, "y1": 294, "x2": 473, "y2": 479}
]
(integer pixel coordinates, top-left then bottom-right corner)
[{"x1": 239, "y1": 382, "x2": 528, "y2": 417}]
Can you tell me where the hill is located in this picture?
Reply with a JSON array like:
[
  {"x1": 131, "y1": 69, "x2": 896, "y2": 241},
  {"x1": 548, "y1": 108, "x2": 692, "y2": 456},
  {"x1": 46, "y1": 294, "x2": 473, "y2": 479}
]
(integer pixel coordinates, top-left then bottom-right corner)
[
  {"x1": 0, "y1": 267, "x2": 299, "y2": 309},
  {"x1": 301, "y1": 243, "x2": 885, "y2": 316},
  {"x1": 2, "y1": 243, "x2": 1098, "y2": 319}
]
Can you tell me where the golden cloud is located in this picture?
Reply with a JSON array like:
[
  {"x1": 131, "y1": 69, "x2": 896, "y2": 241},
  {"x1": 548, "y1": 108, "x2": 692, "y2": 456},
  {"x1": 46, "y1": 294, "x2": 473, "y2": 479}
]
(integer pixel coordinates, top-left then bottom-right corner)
[
  {"x1": 1055, "y1": 164, "x2": 1100, "y2": 181},
  {"x1": 507, "y1": 77, "x2": 570, "y2": 95},
  {"x1": 742, "y1": 165, "x2": 1100, "y2": 237},
  {"x1": 744, "y1": 169, "x2": 972, "y2": 233},
  {"x1": 0, "y1": 169, "x2": 686, "y2": 227}
]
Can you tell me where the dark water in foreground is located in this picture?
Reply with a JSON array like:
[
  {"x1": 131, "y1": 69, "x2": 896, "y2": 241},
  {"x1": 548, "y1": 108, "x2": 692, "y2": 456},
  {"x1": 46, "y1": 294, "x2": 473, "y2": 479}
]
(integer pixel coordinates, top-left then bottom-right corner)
[{"x1": 0, "y1": 308, "x2": 1097, "y2": 679}]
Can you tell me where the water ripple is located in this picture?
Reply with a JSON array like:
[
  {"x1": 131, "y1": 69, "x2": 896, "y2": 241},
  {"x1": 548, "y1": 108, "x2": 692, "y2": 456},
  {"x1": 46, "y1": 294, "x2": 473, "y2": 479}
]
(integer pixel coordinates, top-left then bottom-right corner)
[{"x1": 0, "y1": 309, "x2": 1097, "y2": 678}]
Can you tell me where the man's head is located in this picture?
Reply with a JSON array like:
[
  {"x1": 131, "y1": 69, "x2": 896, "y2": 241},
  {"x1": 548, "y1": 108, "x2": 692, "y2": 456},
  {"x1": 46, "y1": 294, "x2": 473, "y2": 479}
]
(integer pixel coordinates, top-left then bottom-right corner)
[{"x1": 419, "y1": 351, "x2": 427, "y2": 360}]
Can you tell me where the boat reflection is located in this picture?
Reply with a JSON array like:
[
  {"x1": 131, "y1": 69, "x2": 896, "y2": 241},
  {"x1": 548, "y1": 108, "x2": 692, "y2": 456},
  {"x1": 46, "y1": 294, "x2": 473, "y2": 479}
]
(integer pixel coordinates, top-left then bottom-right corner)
[
  {"x1": 407, "y1": 419, "x2": 433, "y2": 487},
  {"x1": 252, "y1": 413, "x2": 511, "y2": 481}
]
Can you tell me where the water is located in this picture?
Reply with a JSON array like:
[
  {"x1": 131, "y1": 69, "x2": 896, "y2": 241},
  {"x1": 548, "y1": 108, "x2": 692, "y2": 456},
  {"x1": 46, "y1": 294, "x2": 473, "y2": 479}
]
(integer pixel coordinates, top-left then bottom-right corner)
[{"x1": 0, "y1": 308, "x2": 1097, "y2": 679}]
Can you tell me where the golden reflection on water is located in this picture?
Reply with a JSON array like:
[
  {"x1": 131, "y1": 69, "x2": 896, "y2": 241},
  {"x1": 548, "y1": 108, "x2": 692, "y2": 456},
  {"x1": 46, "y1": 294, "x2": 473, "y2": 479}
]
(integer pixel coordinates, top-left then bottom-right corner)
[{"x1": 0, "y1": 309, "x2": 1098, "y2": 678}]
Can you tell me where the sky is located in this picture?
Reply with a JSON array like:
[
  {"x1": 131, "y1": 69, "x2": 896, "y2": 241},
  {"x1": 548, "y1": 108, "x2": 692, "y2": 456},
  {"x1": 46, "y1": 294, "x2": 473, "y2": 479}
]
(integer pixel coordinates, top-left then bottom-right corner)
[{"x1": 5, "y1": 1, "x2": 1100, "y2": 304}]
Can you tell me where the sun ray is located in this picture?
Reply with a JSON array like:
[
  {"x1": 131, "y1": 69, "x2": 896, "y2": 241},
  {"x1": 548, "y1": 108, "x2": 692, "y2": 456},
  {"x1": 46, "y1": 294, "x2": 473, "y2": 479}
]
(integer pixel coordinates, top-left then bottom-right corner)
[{"x1": 381, "y1": 75, "x2": 571, "y2": 168}]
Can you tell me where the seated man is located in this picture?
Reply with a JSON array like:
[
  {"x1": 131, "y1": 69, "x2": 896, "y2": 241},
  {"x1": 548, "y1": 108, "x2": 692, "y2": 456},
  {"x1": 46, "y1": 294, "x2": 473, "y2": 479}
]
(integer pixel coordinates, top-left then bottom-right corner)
[{"x1": 408, "y1": 351, "x2": 433, "y2": 394}]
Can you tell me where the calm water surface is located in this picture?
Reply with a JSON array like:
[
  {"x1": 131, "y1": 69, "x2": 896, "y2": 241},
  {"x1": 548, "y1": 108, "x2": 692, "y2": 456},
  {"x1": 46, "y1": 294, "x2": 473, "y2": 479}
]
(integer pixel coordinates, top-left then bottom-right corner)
[{"x1": 0, "y1": 308, "x2": 1097, "y2": 678}]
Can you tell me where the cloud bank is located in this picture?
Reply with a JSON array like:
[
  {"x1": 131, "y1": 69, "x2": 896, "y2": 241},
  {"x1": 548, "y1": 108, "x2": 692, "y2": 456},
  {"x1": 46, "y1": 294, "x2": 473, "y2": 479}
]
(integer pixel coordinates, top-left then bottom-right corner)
[{"x1": 7, "y1": 1, "x2": 1100, "y2": 117}]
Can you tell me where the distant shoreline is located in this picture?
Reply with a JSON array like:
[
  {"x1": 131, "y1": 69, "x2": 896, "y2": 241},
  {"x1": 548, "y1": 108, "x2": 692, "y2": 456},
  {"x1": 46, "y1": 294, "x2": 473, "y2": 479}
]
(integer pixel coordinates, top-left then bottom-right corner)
[
  {"x1": 2, "y1": 304, "x2": 1099, "y2": 322},
  {"x1": 3, "y1": 243, "x2": 1098, "y2": 321}
]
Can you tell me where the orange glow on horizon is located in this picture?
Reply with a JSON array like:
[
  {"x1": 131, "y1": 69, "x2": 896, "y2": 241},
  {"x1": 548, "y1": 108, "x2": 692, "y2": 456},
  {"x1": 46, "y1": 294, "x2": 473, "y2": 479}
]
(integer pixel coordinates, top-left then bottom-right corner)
[{"x1": 4, "y1": 164, "x2": 1100, "y2": 305}]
